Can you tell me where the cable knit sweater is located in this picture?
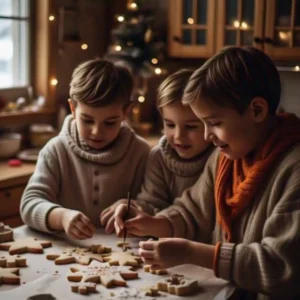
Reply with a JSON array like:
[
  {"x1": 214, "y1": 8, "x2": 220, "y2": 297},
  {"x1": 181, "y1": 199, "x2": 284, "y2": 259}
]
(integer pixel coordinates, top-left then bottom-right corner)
[
  {"x1": 158, "y1": 144, "x2": 300, "y2": 299},
  {"x1": 136, "y1": 135, "x2": 214, "y2": 215},
  {"x1": 20, "y1": 115, "x2": 150, "y2": 232}
]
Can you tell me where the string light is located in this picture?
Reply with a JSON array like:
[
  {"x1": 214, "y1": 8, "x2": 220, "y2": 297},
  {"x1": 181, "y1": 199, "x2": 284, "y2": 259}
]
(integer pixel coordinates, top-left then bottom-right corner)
[
  {"x1": 49, "y1": 15, "x2": 55, "y2": 21},
  {"x1": 151, "y1": 58, "x2": 158, "y2": 64},
  {"x1": 130, "y1": 2, "x2": 138, "y2": 9},
  {"x1": 81, "y1": 44, "x2": 88, "y2": 50},
  {"x1": 295, "y1": 65, "x2": 300, "y2": 71},
  {"x1": 155, "y1": 68, "x2": 162, "y2": 75},
  {"x1": 50, "y1": 78, "x2": 58, "y2": 86},
  {"x1": 187, "y1": 18, "x2": 194, "y2": 24},
  {"x1": 241, "y1": 22, "x2": 248, "y2": 29},
  {"x1": 138, "y1": 95, "x2": 145, "y2": 103},
  {"x1": 233, "y1": 20, "x2": 240, "y2": 28}
]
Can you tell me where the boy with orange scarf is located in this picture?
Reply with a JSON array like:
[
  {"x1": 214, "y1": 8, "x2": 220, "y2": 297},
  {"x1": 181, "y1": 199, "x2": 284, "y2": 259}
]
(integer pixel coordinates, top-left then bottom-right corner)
[{"x1": 113, "y1": 46, "x2": 300, "y2": 299}]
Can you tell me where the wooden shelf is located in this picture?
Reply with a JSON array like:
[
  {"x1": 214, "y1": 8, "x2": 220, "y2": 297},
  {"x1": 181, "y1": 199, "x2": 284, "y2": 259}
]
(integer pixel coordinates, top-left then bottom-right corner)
[{"x1": 0, "y1": 109, "x2": 56, "y2": 127}]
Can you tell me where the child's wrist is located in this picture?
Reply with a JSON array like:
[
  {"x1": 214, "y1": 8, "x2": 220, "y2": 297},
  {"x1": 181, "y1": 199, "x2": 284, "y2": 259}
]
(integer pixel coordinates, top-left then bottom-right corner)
[{"x1": 153, "y1": 216, "x2": 173, "y2": 237}]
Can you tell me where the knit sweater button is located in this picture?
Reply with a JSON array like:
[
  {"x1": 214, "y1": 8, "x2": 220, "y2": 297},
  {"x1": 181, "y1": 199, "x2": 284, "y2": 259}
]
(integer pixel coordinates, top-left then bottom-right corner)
[{"x1": 93, "y1": 200, "x2": 99, "y2": 206}]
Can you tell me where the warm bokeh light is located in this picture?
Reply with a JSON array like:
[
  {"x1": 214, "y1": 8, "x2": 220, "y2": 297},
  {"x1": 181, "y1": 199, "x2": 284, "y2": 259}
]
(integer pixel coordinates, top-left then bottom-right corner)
[
  {"x1": 81, "y1": 44, "x2": 88, "y2": 50},
  {"x1": 155, "y1": 68, "x2": 162, "y2": 75},
  {"x1": 49, "y1": 15, "x2": 55, "y2": 21},
  {"x1": 130, "y1": 2, "x2": 137, "y2": 9},
  {"x1": 233, "y1": 20, "x2": 240, "y2": 28},
  {"x1": 151, "y1": 58, "x2": 158, "y2": 64},
  {"x1": 241, "y1": 22, "x2": 248, "y2": 29},
  {"x1": 115, "y1": 45, "x2": 122, "y2": 51},
  {"x1": 50, "y1": 78, "x2": 58, "y2": 86},
  {"x1": 295, "y1": 65, "x2": 300, "y2": 71},
  {"x1": 117, "y1": 15, "x2": 124, "y2": 22},
  {"x1": 138, "y1": 96, "x2": 145, "y2": 103},
  {"x1": 187, "y1": 18, "x2": 194, "y2": 25}
]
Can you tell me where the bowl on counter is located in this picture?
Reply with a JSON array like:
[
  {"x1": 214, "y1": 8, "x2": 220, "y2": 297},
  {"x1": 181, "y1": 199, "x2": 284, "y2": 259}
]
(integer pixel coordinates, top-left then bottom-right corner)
[
  {"x1": 0, "y1": 133, "x2": 22, "y2": 159},
  {"x1": 29, "y1": 124, "x2": 56, "y2": 148}
]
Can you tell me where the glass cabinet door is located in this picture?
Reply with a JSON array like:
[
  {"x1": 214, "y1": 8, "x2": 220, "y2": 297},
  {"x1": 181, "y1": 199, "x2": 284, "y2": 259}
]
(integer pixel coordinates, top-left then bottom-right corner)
[
  {"x1": 216, "y1": 0, "x2": 264, "y2": 51},
  {"x1": 168, "y1": 0, "x2": 216, "y2": 57},
  {"x1": 265, "y1": 0, "x2": 300, "y2": 59}
]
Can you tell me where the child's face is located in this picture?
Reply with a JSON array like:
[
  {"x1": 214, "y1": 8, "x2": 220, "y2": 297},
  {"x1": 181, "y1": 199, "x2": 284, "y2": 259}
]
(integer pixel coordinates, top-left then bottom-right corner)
[
  {"x1": 190, "y1": 97, "x2": 261, "y2": 160},
  {"x1": 162, "y1": 101, "x2": 211, "y2": 159},
  {"x1": 69, "y1": 100, "x2": 127, "y2": 150}
]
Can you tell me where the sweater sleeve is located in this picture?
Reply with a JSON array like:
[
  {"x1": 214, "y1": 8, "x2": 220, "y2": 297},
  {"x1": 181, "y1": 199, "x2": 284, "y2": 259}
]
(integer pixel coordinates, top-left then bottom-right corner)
[
  {"x1": 20, "y1": 143, "x2": 62, "y2": 233},
  {"x1": 156, "y1": 149, "x2": 219, "y2": 241},
  {"x1": 136, "y1": 147, "x2": 172, "y2": 215},
  {"x1": 216, "y1": 158, "x2": 300, "y2": 298}
]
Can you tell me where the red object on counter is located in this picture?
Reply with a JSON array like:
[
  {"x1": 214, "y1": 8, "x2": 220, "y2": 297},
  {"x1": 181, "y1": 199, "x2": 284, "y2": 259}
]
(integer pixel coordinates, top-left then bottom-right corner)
[{"x1": 7, "y1": 159, "x2": 22, "y2": 167}]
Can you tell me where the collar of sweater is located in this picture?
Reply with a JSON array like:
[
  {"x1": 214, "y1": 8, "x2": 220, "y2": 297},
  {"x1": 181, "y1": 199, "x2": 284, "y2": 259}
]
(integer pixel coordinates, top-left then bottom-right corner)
[
  {"x1": 60, "y1": 115, "x2": 134, "y2": 165},
  {"x1": 159, "y1": 135, "x2": 213, "y2": 177}
]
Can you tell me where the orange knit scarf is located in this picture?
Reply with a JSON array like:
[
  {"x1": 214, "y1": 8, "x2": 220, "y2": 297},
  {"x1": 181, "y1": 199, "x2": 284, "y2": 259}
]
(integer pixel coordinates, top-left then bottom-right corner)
[{"x1": 215, "y1": 113, "x2": 300, "y2": 242}]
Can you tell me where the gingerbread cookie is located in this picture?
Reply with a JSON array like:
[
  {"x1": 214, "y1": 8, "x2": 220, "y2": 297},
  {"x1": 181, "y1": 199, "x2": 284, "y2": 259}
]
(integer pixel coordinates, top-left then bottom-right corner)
[
  {"x1": 0, "y1": 223, "x2": 13, "y2": 243},
  {"x1": 156, "y1": 274, "x2": 198, "y2": 296},
  {"x1": 0, "y1": 237, "x2": 52, "y2": 255},
  {"x1": 47, "y1": 247, "x2": 104, "y2": 265},
  {"x1": 102, "y1": 251, "x2": 142, "y2": 267},
  {"x1": 71, "y1": 282, "x2": 97, "y2": 295},
  {"x1": 0, "y1": 255, "x2": 27, "y2": 268},
  {"x1": 68, "y1": 262, "x2": 138, "y2": 289},
  {"x1": 144, "y1": 264, "x2": 168, "y2": 275},
  {"x1": 89, "y1": 244, "x2": 111, "y2": 254},
  {"x1": 0, "y1": 267, "x2": 20, "y2": 285},
  {"x1": 116, "y1": 241, "x2": 131, "y2": 250}
]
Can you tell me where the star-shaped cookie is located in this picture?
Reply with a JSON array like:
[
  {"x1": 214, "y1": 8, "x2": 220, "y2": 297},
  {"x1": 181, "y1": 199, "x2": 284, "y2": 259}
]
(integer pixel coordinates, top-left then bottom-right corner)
[
  {"x1": 102, "y1": 251, "x2": 142, "y2": 267},
  {"x1": 47, "y1": 247, "x2": 105, "y2": 265},
  {"x1": 0, "y1": 237, "x2": 52, "y2": 255},
  {"x1": 68, "y1": 261, "x2": 138, "y2": 289},
  {"x1": 0, "y1": 223, "x2": 13, "y2": 243},
  {"x1": 71, "y1": 282, "x2": 97, "y2": 295},
  {"x1": 0, "y1": 267, "x2": 20, "y2": 285},
  {"x1": 0, "y1": 255, "x2": 27, "y2": 268}
]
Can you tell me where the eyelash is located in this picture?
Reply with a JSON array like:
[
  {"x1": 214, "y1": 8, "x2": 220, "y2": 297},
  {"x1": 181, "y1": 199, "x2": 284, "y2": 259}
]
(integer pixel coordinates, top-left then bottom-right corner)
[
  {"x1": 165, "y1": 124, "x2": 198, "y2": 130},
  {"x1": 81, "y1": 119, "x2": 117, "y2": 126},
  {"x1": 209, "y1": 122, "x2": 221, "y2": 127}
]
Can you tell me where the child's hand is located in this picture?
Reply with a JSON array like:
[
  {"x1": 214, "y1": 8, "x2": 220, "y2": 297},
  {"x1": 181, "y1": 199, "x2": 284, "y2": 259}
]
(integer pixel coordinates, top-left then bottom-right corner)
[
  {"x1": 62, "y1": 209, "x2": 95, "y2": 240},
  {"x1": 138, "y1": 238, "x2": 191, "y2": 269},
  {"x1": 114, "y1": 204, "x2": 158, "y2": 237}
]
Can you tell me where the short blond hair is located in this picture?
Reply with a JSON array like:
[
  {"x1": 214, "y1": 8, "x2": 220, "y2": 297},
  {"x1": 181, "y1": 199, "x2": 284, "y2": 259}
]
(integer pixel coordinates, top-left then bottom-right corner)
[
  {"x1": 157, "y1": 69, "x2": 193, "y2": 109},
  {"x1": 69, "y1": 59, "x2": 133, "y2": 108}
]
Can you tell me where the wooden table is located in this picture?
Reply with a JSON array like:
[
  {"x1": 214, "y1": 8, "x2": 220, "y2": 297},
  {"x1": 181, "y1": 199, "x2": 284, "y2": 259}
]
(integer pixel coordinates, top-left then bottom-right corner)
[{"x1": 0, "y1": 226, "x2": 236, "y2": 299}]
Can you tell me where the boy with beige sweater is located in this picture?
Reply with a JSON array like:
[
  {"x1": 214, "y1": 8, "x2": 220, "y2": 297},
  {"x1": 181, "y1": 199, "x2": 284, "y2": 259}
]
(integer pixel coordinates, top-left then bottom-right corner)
[
  {"x1": 101, "y1": 69, "x2": 213, "y2": 232},
  {"x1": 20, "y1": 59, "x2": 150, "y2": 240},
  {"x1": 114, "y1": 47, "x2": 300, "y2": 299}
]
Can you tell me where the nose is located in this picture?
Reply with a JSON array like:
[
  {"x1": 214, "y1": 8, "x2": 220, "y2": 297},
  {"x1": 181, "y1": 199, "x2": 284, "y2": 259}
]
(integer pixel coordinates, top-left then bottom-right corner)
[
  {"x1": 174, "y1": 126, "x2": 184, "y2": 140},
  {"x1": 204, "y1": 125, "x2": 214, "y2": 141},
  {"x1": 91, "y1": 125, "x2": 101, "y2": 136}
]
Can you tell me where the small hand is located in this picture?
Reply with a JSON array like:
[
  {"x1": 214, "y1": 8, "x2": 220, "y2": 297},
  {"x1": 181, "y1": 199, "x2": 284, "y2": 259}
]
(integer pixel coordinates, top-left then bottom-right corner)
[
  {"x1": 62, "y1": 209, "x2": 95, "y2": 240},
  {"x1": 114, "y1": 203, "x2": 155, "y2": 237},
  {"x1": 138, "y1": 238, "x2": 191, "y2": 269}
]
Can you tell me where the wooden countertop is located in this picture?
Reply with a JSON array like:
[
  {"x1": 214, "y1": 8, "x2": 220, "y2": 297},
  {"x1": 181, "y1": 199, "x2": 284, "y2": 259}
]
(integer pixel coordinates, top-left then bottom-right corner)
[{"x1": 0, "y1": 162, "x2": 35, "y2": 189}]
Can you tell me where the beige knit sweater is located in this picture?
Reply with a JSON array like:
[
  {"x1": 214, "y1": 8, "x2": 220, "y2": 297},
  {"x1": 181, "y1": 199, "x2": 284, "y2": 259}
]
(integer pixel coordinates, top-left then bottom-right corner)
[
  {"x1": 158, "y1": 144, "x2": 300, "y2": 299},
  {"x1": 136, "y1": 135, "x2": 214, "y2": 215},
  {"x1": 20, "y1": 115, "x2": 150, "y2": 232}
]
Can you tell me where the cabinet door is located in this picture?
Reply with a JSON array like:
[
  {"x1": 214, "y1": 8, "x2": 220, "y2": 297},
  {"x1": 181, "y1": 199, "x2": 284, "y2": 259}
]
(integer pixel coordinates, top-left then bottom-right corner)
[
  {"x1": 168, "y1": 0, "x2": 216, "y2": 58},
  {"x1": 265, "y1": 0, "x2": 300, "y2": 59},
  {"x1": 216, "y1": 0, "x2": 264, "y2": 51}
]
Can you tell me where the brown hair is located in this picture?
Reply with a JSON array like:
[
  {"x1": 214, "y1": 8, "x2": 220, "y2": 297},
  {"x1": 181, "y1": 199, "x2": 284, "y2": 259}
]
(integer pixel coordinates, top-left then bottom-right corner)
[
  {"x1": 157, "y1": 69, "x2": 193, "y2": 109},
  {"x1": 183, "y1": 46, "x2": 281, "y2": 115},
  {"x1": 69, "y1": 59, "x2": 133, "y2": 108}
]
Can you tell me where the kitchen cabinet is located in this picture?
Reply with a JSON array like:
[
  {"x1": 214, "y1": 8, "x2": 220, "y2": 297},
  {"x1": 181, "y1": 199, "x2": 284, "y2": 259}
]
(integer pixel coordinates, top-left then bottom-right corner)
[{"x1": 169, "y1": 0, "x2": 300, "y2": 60}]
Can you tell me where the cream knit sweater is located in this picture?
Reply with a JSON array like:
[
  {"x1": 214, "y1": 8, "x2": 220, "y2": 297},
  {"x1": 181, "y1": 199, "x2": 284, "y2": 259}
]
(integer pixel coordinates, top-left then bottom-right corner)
[
  {"x1": 20, "y1": 115, "x2": 150, "y2": 232},
  {"x1": 158, "y1": 144, "x2": 300, "y2": 299},
  {"x1": 136, "y1": 135, "x2": 214, "y2": 215}
]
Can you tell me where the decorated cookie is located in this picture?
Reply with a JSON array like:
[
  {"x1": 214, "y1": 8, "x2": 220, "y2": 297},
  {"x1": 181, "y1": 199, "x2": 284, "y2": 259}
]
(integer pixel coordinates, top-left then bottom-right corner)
[
  {"x1": 144, "y1": 264, "x2": 168, "y2": 275},
  {"x1": 102, "y1": 251, "x2": 142, "y2": 267},
  {"x1": 89, "y1": 244, "x2": 111, "y2": 254},
  {"x1": 71, "y1": 282, "x2": 97, "y2": 295},
  {"x1": 116, "y1": 241, "x2": 131, "y2": 250},
  {"x1": 0, "y1": 237, "x2": 52, "y2": 255},
  {"x1": 47, "y1": 247, "x2": 104, "y2": 265},
  {"x1": 0, "y1": 267, "x2": 20, "y2": 285},
  {"x1": 156, "y1": 274, "x2": 198, "y2": 296},
  {"x1": 68, "y1": 261, "x2": 138, "y2": 290},
  {"x1": 0, "y1": 255, "x2": 27, "y2": 268},
  {"x1": 0, "y1": 223, "x2": 13, "y2": 243}
]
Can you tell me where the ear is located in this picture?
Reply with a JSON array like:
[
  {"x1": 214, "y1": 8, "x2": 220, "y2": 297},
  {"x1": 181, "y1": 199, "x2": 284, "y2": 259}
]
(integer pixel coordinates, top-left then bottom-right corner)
[
  {"x1": 248, "y1": 97, "x2": 268, "y2": 122},
  {"x1": 68, "y1": 99, "x2": 76, "y2": 118}
]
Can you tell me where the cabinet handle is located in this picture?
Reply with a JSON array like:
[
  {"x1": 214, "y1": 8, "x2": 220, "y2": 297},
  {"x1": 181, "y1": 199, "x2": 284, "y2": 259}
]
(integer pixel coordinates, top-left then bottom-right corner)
[
  {"x1": 253, "y1": 36, "x2": 264, "y2": 44},
  {"x1": 4, "y1": 191, "x2": 11, "y2": 198},
  {"x1": 264, "y1": 37, "x2": 276, "y2": 45},
  {"x1": 173, "y1": 36, "x2": 182, "y2": 43}
]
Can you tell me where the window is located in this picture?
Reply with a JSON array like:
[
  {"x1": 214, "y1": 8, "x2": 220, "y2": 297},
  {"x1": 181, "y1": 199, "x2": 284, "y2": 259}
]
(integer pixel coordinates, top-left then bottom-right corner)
[{"x1": 0, "y1": 0, "x2": 30, "y2": 88}]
